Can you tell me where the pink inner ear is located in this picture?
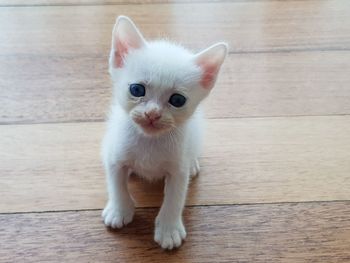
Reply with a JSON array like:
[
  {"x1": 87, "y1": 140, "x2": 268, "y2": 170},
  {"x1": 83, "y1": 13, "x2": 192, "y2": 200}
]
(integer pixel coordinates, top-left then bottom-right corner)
[
  {"x1": 114, "y1": 39, "x2": 129, "y2": 68},
  {"x1": 199, "y1": 62, "x2": 219, "y2": 89}
]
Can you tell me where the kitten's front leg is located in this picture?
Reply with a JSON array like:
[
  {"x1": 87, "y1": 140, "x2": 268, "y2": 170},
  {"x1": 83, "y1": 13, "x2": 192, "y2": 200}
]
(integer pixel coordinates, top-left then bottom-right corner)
[
  {"x1": 102, "y1": 163, "x2": 135, "y2": 228},
  {"x1": 154, "y1": 170, "x2": 189, "y2": 249}
]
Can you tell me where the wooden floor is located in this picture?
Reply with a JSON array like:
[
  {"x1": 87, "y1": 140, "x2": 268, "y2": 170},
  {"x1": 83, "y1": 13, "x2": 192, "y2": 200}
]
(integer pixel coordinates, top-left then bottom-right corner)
[{"x1": 1, "y1": 0, "x2": 350, "y2": 262}]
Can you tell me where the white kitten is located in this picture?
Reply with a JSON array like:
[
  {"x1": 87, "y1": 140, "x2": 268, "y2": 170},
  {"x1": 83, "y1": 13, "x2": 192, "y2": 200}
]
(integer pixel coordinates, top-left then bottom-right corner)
[{"x1": 101, "y1": 16, "x2": 227, "y2": 250}]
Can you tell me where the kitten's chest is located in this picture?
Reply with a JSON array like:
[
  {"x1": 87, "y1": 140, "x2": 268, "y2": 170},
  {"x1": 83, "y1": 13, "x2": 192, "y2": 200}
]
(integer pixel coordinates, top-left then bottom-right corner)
[{"x1": 125, "y1": 137, "x2": 180, "y2": 179}]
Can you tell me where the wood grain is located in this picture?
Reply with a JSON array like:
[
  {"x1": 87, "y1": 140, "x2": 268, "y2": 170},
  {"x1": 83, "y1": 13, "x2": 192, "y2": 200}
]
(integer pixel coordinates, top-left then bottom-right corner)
[
  {"x1": 0, "y1": 1, "x2": 349, "y2": 56},
  {"x1": 1, "y1": 202, "x2": 350, "y2": 262},
  {"x1": 1, "y1": 116, "x2": 349, "y2": 213},
  {"x1": 2, "y1": 51, "x2": 350, "y2": 124},
  {"x1": 0, "y1": 0, "x2": 223, "y2": 6}
]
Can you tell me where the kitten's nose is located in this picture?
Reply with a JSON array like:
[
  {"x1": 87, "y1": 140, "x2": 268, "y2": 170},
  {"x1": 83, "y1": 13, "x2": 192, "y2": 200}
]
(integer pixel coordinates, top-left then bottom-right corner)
[{"x1": 145, "y1": 111, "x2": 161, "y2": 122}]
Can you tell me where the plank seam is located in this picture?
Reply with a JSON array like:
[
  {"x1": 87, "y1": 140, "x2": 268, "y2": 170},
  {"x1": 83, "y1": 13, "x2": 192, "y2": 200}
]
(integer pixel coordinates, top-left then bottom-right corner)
[
  {"x1": 1, "y1": 47, "x2": 350, "y2": 59},
  {"x1": 1, "y1": 199, "x2": 349, "y2": 215},
  {"x1": 1, "y1": 113, "x2": 350, "y2": 126}
]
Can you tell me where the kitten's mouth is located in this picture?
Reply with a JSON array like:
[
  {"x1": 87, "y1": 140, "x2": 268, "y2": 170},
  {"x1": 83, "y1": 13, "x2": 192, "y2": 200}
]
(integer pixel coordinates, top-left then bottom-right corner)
[
  {"x1": 141, "y1": 121, "x2": 157, "y2": 129},
  {"x1": 140, "y1": 121, "x2": 164, "y2": 132},
  {"x1": 133, "y1": 118, "x2": 170, "y2": 135}
]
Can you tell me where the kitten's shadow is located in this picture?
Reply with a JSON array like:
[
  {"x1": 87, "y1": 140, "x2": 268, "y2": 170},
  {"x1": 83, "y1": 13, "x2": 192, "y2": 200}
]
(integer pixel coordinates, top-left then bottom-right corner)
[
  {"x1": 127, "y1": 173, "x2": 200, "y2": 208},
  {"x1": 105, "y1": 204, "x2": 186, "y2": 255},
  {"x1": 128, "y1": 173, "x2": 165, "y2": 207}
]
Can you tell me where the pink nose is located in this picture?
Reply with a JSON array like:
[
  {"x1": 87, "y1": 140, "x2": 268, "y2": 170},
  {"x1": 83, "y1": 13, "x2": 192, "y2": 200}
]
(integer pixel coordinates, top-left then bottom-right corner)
[{"x1": 145, "y1": 111, "x2": 161, "y2": 122}]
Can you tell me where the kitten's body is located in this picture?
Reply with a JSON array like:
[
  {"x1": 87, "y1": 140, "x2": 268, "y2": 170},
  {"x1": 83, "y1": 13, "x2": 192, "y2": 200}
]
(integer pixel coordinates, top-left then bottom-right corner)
[
  {"x1": 102, "y1": 104, "x2": 202, "y2": 182},
  {"x1": 102, "y1": 17, "x2": 227, "y2": 250}
]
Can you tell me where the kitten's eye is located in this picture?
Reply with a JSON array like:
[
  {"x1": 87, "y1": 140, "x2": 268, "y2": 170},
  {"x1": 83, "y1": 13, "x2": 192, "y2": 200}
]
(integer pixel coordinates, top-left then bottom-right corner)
[
  {"x1": 129, "y1": 83, "x2": 146, "y2": 97},
  {"x1": 168, "y1": 93, "x2": 187, "y2": 108}
]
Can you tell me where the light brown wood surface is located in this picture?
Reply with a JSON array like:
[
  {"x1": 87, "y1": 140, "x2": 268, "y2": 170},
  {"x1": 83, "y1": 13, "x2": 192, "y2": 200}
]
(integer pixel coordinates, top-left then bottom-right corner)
[
  {"x1": 0, "y1": 0, "x2": 218, "y2": 6},
  {"x1": 2, "y1": 51, "x2": 350, "y2": 124},
  {"x1": 1, "y1": 0, "x2": 350, "y2": 261},
  {"x1": 1, "y1": 1, "x2": 350, "y2": 56},
  {"x1": 1, "y1": 116, "x2": 349, "y2": 213},
  {"x1": 1, "y1": 202, "x2": 350, "y2": 263}
]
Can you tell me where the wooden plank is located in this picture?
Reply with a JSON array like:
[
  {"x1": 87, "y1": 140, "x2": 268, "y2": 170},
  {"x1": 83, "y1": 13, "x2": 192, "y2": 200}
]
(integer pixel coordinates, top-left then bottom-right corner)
[
  {"x1": 1, "y1": 116, "x2": 349, "y2": 213},
  {"x1": 0, "y1": 54, "x2": 109, "y2": 124},
  {"x1": 1, "y1": 51, "x2": 350, "y2": 124},
  {"x1": 1, "y1": 202, "x2": 350, "y2": 262},
  {"x1": 0, "y1": 1, "x2": 349, "y2": 56},
  {"x1": 0, "y1": 0, "x2": 224, "y2": 6}
]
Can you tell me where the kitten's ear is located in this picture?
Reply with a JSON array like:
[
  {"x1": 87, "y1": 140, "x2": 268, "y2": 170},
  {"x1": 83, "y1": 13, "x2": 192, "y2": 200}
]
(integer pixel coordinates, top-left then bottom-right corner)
[
  {"x1": 194, "y1": 42, "x2": 228, "y2": 90},
  {"x1": 110, "y1": 16, "x2": 146, "y2": 68}
]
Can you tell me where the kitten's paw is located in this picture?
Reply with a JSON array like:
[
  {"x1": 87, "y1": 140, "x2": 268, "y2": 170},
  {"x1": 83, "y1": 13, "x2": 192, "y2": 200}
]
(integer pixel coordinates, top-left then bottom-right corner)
[
  {"x1": 102, "y1": 202, "x2": 134, "y2": 229},
  {"x1": 154, "y1": 219, "x2": 187, "y2": 250},
  {"x1": 190, "y1": 159, "x2": 200, "y2": 178}
]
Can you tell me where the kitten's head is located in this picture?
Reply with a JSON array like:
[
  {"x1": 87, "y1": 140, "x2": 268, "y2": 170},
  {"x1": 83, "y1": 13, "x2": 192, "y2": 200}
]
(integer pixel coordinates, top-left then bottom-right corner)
[{"x1": 109, "y1": 16, "x2": 227, "y2": 136}]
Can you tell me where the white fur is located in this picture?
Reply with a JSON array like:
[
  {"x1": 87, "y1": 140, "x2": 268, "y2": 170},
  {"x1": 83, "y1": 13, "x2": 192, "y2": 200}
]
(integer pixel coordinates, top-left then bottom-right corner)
[{"x1": 102, "y1": 16, "x2": 227, "y2": 250}]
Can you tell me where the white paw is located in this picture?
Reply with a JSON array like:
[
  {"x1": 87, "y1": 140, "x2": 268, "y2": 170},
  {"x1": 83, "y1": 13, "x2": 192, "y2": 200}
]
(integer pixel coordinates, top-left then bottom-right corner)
[
  {"x1": 154, "y1": 218, "x2": 187, "y2": 250},
  {"x1": 102, "y1": 201, "x2": 134, "y2": 229},
  {"x1": 190, "y1": 159, "x2": 200, "y2": 178}
]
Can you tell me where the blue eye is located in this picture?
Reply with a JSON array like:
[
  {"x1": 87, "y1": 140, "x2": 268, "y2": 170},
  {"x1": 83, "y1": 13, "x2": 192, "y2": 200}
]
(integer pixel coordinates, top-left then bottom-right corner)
[
  {"x1": 129, "y1": 83, "x2": 146, "y2": 97},
  {"x1": 169, "y1": 93, "x2": 186, "y2": 108}
]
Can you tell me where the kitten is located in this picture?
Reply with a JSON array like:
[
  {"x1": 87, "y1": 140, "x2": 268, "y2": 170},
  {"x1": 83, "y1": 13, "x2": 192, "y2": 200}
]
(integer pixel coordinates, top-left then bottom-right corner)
[{"x1": 102, "y1": 16, "x2": 227, "y2": 250}]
